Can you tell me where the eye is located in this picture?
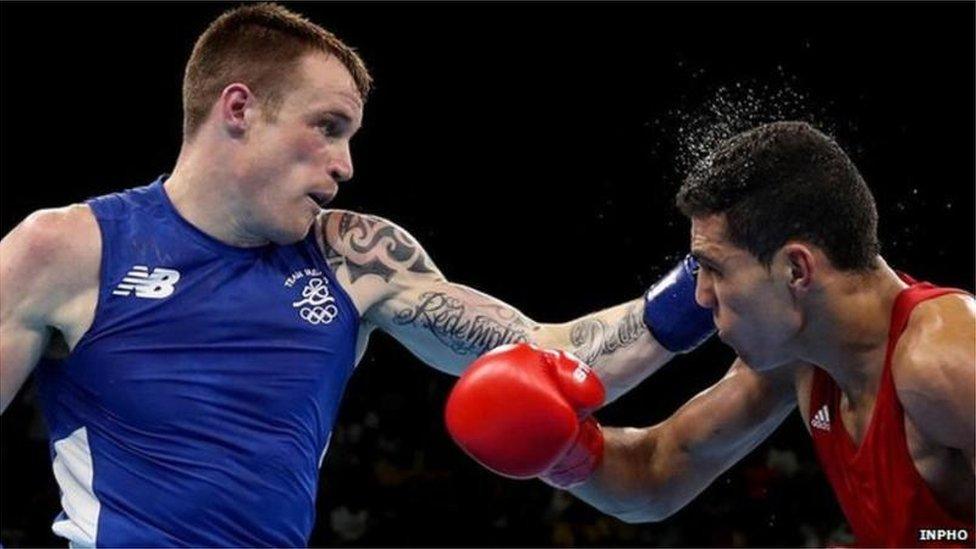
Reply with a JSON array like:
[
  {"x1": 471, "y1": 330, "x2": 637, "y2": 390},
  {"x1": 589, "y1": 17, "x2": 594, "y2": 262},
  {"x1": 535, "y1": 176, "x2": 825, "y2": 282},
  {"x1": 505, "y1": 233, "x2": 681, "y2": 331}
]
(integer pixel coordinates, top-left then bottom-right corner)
[
  {"x1": 317, "y1": 114, "x2": 354, "y2": 139},
  {"x1": 318, "y1": 119, "x2": 341, "y2": 138},
  {"x1": 700, "y1": 262, "x2": 723, "y2": 279}
]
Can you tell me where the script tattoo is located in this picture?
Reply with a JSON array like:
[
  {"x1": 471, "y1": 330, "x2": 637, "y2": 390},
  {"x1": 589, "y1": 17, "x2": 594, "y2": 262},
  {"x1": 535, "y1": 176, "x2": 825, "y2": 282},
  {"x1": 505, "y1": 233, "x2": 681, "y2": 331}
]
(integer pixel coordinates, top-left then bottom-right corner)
[
  {"x1": 569, "y1": 303, "x2": 645, "y2": 364},
  {"x1": 325, "y1": 212, "x2": 437, "y2": 283},
  {"x1": 393, "y1": 291, "x2": 531, "y2": 356}
]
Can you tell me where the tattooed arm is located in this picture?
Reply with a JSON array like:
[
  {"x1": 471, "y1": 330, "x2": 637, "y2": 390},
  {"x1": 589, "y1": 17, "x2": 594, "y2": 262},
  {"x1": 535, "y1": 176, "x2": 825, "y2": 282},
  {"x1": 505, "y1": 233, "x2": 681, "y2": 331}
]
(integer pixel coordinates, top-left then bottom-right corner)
[{"x1": 317, "y1": 210, "x2": 674, "y2": 402}]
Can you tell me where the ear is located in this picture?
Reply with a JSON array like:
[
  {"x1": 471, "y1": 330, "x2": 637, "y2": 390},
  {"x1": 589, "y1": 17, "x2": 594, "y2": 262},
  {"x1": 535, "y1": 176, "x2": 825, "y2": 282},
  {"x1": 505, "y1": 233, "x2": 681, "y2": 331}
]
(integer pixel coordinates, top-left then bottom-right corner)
[
  {"x1": 780, "y1": 243, "x2": 815, "y2": 294},
  {"x1": 217, "y1": 83, "x2": 256, "y2": 137}
]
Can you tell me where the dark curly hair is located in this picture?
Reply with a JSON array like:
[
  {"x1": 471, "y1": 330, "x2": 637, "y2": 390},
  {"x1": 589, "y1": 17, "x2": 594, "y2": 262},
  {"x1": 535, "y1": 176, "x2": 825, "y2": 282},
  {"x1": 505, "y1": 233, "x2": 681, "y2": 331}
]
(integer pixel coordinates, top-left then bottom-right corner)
[{"x1": 677, "y1": 121, "x2": 880, "y2": 271}]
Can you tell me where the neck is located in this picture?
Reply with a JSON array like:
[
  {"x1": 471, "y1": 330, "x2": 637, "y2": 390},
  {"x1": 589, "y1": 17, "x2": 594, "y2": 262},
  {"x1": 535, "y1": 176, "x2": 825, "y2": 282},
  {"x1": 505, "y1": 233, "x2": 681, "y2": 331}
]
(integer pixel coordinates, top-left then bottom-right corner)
[
  {"x1": 165, "y1": 141, "x2": 268, "y2": 248},
  {"x1": 797, "y1": 259, "x2": 908, "y2": 402}
]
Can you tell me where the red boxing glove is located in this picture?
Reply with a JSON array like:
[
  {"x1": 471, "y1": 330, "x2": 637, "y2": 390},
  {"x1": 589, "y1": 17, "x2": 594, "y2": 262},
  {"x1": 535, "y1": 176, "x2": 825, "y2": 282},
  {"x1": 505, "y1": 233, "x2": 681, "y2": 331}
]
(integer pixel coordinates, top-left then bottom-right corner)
[{"x1": 444, "y1": 343, "x2": 606, "y2": 488}]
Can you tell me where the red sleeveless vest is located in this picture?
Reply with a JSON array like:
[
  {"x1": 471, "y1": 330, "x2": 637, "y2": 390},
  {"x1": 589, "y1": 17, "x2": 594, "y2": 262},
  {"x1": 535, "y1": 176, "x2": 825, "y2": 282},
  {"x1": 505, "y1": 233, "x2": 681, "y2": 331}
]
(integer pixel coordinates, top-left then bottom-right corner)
[{"x1": 809, "y1": 276, "x2": 974, "y2": 547}]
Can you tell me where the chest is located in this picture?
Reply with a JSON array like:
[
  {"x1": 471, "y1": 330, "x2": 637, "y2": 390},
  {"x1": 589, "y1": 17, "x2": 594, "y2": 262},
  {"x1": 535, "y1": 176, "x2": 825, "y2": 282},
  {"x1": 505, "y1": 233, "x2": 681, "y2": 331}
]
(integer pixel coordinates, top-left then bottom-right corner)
[
  {"x1": 799, "y1": 370, "x2": 973, "y2": 518},
  {"x1": 837, "y1": 394, "x2": 955, "y2": 489},
  {"x1": 62, "y1": 248, "x2": 360, "y2": 429},
  {"x1": 837, "y1": 392, "x2": 875, "y2": 446}
]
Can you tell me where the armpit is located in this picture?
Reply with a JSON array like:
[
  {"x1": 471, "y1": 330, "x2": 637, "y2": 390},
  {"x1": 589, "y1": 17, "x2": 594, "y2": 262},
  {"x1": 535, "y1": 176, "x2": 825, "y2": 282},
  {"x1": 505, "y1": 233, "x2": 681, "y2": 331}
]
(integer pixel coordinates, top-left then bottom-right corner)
[{"x1": 43, "y1": 328, "x2": 70, "y2": 359}]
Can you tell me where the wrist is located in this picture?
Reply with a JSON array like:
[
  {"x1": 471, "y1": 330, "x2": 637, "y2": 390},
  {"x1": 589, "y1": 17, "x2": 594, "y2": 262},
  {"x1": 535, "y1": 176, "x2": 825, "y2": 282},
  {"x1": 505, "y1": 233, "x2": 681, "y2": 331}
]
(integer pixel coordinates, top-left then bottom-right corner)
[{"x1": 541, "y1": 416, "x2": 604, "y2": 488}]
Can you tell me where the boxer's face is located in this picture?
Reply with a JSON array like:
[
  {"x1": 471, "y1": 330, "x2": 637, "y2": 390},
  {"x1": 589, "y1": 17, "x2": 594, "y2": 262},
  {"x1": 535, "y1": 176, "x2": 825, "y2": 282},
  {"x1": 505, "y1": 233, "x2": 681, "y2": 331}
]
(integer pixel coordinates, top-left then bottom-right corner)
[
  {"x1": 690, "y1": 214, "x2": 802, "y2": 370},
  {"x1": 237, "y1": 52, "x2": 363, "y2": 244}
]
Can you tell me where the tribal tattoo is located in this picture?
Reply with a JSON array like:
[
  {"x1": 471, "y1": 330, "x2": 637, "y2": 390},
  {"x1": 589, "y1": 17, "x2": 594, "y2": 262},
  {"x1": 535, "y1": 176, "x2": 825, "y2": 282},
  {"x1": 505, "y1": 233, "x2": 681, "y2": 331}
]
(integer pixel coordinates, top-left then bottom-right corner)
[
  {"x1": 324, "y1": 212, "x2": 438, "y2": 283},
  {"x1": 569, "y1": 303, "x2": 646, "y2": 364},
  {"x1": 393, "y1": 291, "x2": 531, "y2": 357}
]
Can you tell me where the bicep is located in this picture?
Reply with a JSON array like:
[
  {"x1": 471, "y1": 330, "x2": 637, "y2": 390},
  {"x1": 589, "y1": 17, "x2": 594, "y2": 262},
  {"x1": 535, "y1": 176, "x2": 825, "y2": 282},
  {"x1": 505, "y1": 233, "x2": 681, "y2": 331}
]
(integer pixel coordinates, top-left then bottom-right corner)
[
  {"x1": 898, "y1": 295, "x2": 976, "y2": 455},
  {"x1": 652, "y1": 359, "x2": 797, "y2": 486},
  {"x1": 0, "y1": 212, "x2": 62, "y2": 411},
  {"x1": 945, "y1": 306, "x2": 976, "y2": 452},
  {"x1": 319, "y1": 210, "x2": 540, "y2": 374},
  {"x1": 0, "y1": 205, "x2": 99, "y2": 412},
  {"x1": 901, "y1": 357, "x2": 975, "y2": 456},
  {"x1": 0, "y1": 320, "x2": 50, "y2": 412},
  {"x1": 942, "y1": 356, "x2": 976, "y2": 454}
]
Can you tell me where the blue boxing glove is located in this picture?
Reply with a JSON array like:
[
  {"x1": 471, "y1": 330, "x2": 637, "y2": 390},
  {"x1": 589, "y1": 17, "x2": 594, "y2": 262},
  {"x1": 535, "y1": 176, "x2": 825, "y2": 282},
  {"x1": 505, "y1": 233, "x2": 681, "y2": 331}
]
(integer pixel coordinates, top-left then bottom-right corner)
[{"x1": 643, "y1": 255, "x2": 715, "y2": 352}]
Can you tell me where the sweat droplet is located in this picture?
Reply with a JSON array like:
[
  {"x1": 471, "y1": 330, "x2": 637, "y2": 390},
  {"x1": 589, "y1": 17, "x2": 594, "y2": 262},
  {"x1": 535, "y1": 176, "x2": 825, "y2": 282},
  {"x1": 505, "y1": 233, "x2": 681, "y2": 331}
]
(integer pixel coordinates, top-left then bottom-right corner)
[{"x1": 671, "y1": 79, "x2": 833, "y2": 180}]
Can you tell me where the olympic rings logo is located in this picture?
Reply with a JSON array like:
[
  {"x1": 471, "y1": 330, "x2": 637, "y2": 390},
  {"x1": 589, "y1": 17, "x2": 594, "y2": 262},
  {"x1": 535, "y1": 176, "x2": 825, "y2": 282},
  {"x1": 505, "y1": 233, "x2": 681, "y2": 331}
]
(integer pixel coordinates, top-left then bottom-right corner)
[{"x1": 292, "y1": 277, "x2": 338, "y2": 325}]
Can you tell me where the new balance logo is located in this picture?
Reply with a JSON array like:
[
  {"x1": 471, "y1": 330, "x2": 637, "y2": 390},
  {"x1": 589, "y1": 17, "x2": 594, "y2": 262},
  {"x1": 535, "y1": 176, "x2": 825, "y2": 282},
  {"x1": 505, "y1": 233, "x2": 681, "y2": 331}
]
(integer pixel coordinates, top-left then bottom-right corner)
[
  {"x1": 811, "y1": 404, "x2": 831, "y2": 431},
  {"x1": 112, "y1": 266, "x2": 181, "y2": 299}
]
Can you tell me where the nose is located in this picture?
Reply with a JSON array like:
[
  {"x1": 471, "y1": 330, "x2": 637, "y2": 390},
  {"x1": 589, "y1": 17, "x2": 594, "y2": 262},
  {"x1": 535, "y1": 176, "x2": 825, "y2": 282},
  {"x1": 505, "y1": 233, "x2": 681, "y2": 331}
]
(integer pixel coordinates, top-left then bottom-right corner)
[
  {"x1": 330, "y1": 141, "x2": 353, "y2": 183},
  {"x1": 695, "y1": 269, "x2": 717, "y2": 310}
]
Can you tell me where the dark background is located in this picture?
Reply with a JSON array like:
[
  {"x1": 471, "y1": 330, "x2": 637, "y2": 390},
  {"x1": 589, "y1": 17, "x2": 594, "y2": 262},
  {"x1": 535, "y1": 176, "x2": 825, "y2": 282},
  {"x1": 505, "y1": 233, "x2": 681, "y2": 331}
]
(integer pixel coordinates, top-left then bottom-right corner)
[{"x1": 2, "y1": 2, "x2": 973, "y2": 547}]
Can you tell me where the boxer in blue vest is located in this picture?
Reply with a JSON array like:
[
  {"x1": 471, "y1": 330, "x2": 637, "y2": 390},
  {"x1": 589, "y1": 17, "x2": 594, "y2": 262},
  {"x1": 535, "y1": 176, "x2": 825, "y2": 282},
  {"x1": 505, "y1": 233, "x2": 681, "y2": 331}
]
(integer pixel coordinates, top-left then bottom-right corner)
[{"x1": 0, "y1": 4, "x2": 712, "y2": 546}]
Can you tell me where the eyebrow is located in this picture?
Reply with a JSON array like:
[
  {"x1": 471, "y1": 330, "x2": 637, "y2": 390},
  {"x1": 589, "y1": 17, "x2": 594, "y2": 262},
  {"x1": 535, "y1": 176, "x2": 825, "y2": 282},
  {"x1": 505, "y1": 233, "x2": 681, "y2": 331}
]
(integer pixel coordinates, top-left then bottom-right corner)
[
  {"x1": 691, "y1": 250, "x2": 722, "y2": 268},
  {"x1": 319, "y1": 110, "x2": 353, "y2": 125}
]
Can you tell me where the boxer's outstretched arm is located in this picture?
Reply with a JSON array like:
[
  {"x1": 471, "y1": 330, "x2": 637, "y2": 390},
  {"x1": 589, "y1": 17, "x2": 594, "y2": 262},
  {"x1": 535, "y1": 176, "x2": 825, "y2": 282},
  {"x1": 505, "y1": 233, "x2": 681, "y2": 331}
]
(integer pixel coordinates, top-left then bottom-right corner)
[
  {"x1": 317, "y1": 210, "x2": 673, "y2": 401},
  {"x1": 568, "y1": 359, "x2": 797, "y2": 522}
]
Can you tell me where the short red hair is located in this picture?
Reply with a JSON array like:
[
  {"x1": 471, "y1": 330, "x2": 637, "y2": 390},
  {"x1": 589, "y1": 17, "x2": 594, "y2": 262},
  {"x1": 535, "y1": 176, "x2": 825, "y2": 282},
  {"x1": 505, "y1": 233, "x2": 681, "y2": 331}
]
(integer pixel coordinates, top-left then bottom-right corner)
[{"x1": 182, "y1": 3, "x2": 372, "y2": 140}]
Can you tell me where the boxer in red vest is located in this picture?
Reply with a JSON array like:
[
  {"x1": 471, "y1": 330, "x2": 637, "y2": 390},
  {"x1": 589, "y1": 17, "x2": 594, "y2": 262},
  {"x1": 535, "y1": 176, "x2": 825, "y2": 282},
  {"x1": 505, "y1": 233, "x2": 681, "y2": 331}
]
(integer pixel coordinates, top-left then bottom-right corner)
[{"x1": 447, "y1": 121, "x2": 975, "y2": 547}]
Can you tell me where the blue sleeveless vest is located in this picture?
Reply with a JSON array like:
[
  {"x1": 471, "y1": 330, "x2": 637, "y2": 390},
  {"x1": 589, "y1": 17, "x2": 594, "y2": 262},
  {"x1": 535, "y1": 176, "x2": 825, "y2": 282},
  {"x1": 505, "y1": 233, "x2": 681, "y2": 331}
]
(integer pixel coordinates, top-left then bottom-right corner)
[{"x1": 36, "y1": 176, "x2": 359, "y2": 546}]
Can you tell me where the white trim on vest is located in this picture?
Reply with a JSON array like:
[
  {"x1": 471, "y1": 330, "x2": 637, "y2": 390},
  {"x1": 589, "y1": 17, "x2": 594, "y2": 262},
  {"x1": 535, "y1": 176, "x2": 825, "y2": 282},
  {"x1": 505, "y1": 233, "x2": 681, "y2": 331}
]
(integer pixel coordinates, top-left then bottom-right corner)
[{"x1": 51, "y1": 426, "x2": 100, "y2": 547}]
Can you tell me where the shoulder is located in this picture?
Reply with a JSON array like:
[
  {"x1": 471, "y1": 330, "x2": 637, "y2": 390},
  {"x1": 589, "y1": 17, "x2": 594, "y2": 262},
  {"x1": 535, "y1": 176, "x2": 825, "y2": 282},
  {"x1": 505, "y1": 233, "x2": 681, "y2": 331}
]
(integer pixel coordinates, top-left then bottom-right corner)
[
  {"x1": 312, "y1": 209, "x2": 444, "y2": 315},
  {"x1": 894, "y1": 293, "x2": 975, "y2": 394},
  {"x1": 317, "y1": 209, "x2": 424, "y2": 248},
  {"x1": 315, "y1": 209, "x2": 390, "y2": 253},
  {"x1": 1, "y1": 205, "x2": 101, "y2": 317},
  {"x1": 892, "y1": 293, "x2": 975, "y2": 449},
  {"x1": 315, "y1": 209, "x2": 443, "y2": 282},
  {"x1": 906, "y1": 291, "x2": 976, "y2": 333},
  {"x1": 2, "y1": 204, "x2": 100, "y2": 274}
]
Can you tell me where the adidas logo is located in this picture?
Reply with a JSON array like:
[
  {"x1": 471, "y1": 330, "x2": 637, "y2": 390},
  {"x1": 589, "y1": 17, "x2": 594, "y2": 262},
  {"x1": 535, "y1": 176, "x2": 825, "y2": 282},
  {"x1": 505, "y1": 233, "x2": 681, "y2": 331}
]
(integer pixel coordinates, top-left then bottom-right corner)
[
  {"x1": 811, "y1": 404, "x2": 831, "y2": 431},
  {"x1": 113, "y1": 265, "x2": 181, "y2": 299}
]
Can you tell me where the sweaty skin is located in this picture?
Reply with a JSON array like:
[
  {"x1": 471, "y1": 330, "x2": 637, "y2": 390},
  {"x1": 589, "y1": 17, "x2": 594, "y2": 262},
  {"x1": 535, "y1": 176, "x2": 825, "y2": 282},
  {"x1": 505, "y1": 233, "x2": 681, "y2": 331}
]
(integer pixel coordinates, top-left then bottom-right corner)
[{"x1": 565, "y1": 215, "x2": 974, "y2": 525}]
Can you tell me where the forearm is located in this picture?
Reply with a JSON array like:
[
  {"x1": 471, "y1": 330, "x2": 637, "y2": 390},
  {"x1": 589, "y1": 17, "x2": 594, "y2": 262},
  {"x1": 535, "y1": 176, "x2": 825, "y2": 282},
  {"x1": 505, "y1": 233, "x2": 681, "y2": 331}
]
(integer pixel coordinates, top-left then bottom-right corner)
[
  {"x1": 566, "y1": 422, "x2": 725, "y2": 524},
  {"x1": 370, "y1": 281, "x2": 539, "y2": 374},
  {"x1": 535, "y1": 300, "x2": 674, "y2": 403},
  {"x1": 376, "y1": 280, "x2": 671, "y2": 400},
  {"x1": 571, "y1": 361, "x2": 799, "y2": 522},
  {"x1": 536, "y1": 256, "x2": 714, "y2": 401},
  {"x1": 566, "y1": 426, "x2": 672, "y2": 523}
]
